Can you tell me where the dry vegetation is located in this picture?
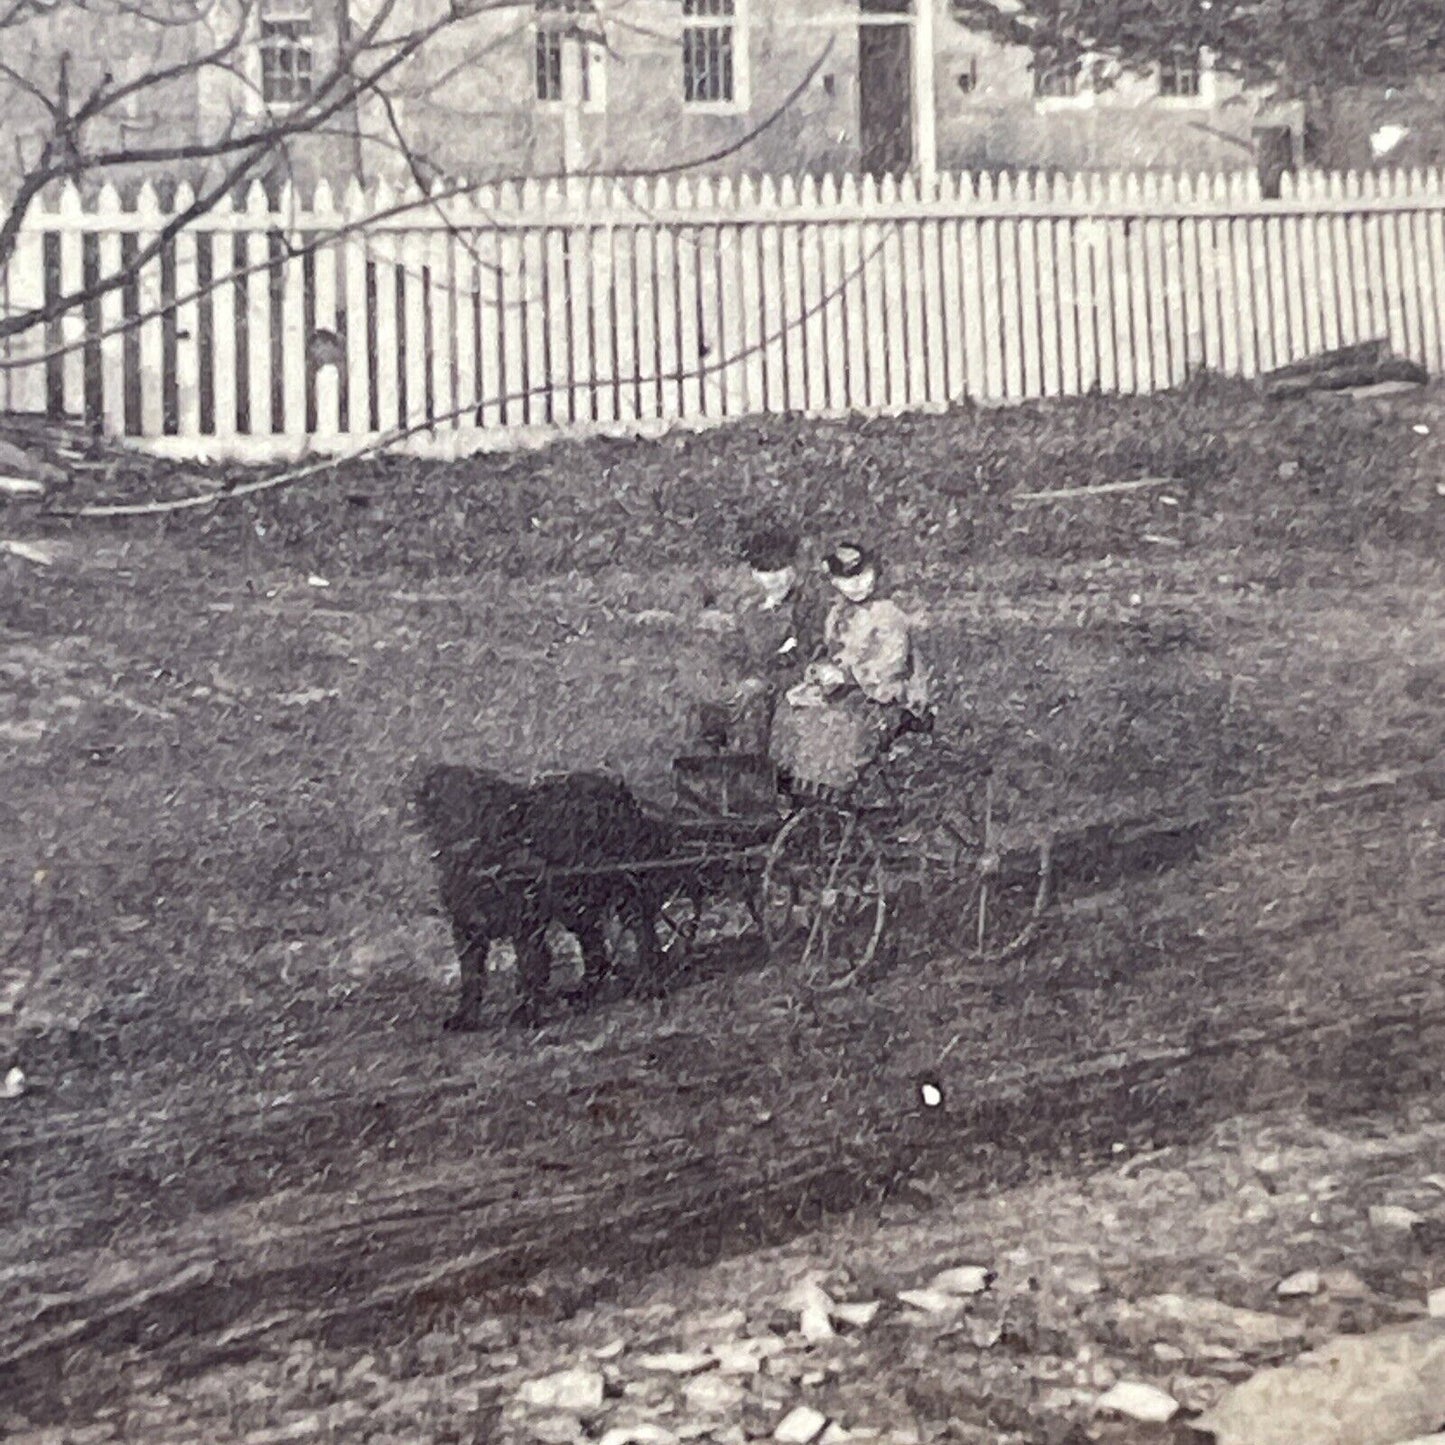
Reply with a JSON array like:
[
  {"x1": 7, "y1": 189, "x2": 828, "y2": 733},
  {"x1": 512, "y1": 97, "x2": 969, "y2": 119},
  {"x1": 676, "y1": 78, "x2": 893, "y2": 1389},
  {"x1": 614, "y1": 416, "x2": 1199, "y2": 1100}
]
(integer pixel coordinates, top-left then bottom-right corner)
[{"x1": 1, "y1": 381, "x2": 1443, "y2": 1440}]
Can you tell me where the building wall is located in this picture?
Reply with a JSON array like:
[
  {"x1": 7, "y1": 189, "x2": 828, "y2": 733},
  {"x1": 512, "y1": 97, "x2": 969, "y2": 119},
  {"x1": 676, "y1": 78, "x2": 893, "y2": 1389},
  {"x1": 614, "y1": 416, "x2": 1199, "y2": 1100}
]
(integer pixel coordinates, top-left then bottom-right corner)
[
  {"x1": 0, "y1": 0, "x2": 1287, "y2": 199},
  {"x1": 929, "y1": 24, "x2": 1264, "y2": 174},
  {"x1": 374, "y1": 0, "x2": 1275, "y2": 184}
]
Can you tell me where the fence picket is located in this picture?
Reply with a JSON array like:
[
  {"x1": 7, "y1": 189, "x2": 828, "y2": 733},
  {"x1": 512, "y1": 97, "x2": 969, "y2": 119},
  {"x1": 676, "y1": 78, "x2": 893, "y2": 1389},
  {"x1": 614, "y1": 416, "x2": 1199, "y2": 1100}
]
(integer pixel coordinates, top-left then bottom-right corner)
[
  {"x1": 135, "y1": 184, "x2": 166, "y2": 437},
  {"x1": 96, "y1": 188, "x2": 128, "y2": 435},
  {"x1": 312, "y1": 182, "x2": 341, "y2": 439}
]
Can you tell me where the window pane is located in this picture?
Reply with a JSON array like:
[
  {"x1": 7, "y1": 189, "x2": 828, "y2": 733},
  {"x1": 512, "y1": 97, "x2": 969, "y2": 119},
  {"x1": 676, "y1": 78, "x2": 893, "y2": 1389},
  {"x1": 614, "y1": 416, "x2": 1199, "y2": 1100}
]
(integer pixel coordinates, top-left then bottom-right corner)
[{"x1": 535, "y1": 29, "x2": 562, "y2": 99}]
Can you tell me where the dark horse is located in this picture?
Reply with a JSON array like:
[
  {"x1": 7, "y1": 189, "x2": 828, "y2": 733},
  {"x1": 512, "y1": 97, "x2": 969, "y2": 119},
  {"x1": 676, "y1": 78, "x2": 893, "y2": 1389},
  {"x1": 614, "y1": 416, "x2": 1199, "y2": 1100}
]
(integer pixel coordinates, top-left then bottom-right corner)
[{"x1": 411, "y1": 762, "x2": 672, "y2": 1030}]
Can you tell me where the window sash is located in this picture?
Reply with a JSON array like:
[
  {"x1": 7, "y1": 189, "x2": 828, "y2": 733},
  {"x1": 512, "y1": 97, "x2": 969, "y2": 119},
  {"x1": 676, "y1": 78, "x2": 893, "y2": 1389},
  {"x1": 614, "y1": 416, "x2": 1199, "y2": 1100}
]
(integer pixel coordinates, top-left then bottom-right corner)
[
  {"x1": 683, "y1": 21, "x2": 735, "y2": 102},
  {"x1": 1158, "y1": 54, "x2": 1202, "y2": 96},
  {"x1": 260, "y1": 12, "x2": 314, "y2": 104}
]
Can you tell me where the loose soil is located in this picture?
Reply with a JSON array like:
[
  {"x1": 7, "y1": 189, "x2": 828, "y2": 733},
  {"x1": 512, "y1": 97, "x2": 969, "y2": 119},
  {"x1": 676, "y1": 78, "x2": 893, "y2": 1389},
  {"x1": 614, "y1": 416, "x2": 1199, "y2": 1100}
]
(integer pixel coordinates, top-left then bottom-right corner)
[{"x1": 2, "y1": 381, "x2": 1443, "y2": 1440}]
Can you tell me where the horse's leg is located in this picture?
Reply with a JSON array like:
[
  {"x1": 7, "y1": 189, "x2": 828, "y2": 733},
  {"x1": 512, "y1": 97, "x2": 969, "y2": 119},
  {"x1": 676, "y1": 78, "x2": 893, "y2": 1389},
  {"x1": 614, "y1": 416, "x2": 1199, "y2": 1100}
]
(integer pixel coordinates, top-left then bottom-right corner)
[
  {"x1": 625, "y1": 883, "x2": 667, "y2": 999},
  {"x1": 510, "y1": 913, "x2": 552, "y2": 1028},
  {"x1": 442, "y1": 913, "x2": 491, "y2": 1033},
  {"x1": 575, "y1": 911, "x2": 611, "y2": 1000}
]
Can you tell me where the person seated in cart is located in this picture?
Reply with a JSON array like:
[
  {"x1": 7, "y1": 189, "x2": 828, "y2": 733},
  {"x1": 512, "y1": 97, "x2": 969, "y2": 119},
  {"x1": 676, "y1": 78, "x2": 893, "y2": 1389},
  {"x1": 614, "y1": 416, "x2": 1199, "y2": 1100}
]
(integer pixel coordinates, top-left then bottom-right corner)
[
  {"x1": 689, "y1": 520, "x2": 827, "y2": 757},
  {"x1": 770, "y1": 541, "x2": 933, "y2": 792}
]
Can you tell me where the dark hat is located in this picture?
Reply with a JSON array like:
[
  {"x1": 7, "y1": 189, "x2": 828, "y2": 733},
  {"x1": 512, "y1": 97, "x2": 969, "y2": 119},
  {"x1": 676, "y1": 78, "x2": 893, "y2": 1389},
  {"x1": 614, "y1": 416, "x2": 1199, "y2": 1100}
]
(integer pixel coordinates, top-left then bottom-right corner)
[
  {"x1": 740, "y1": 522, "x2": 799, "y2": 573},
  {"x1": 824, "y1": 541, "x2": 875, "y2": 579}
]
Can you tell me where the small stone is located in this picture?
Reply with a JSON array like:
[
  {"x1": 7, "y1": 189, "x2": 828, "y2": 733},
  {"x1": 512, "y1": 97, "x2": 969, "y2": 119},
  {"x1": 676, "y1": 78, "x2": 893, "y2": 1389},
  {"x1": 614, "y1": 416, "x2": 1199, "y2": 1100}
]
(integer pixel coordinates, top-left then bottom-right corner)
[
  {"x1": 1, "y1": 1067, "x2": 24, "y2": 1100},
  {"x1": 1429, "y1": 1288, "x2": 1445, "y2": 1319},
  {"x1": 929, "y1": 1266, "x2": 995, "y2": 1297},
  {"x1": 1061, "y1": 1270, "x2": 1104, "y2": 1296},
  {"x1": 1423, "y1": 1174, "x2": 1445, "y2": 1194},
  {"x1": 803, "y1": 1300, "x2": 838, "y2": 1340},
  {"x1": 774, "y1": 1405, "x2": 829, "y2": 1444},
  {"x1": 1151, "y1": 1343, "x2": 1187, "y2": 1364},
  {"x1": 713, "y1": 1337, "x2": 785, "y2": 1375},
  {"x1": 819, "y1": 1426, "x2": 852, "y2": 1444},
  {"x1": 518, "y1": 1367, "x2": 606, "y2": 1414},
  {"x1": 896, "y1": 1289, "x2": 962, "y2": 1315},
  {"x1": 526, "y1": 1416, "x2": 586, "y2": 1445},
  {"x1": 1095, "y1": 1381, "x2": 1179, "y2": 1424},
  {"x1": 1370, "y1": 1204, "x2": 1424, "y2": 1231},
  {"x1": 635, "y1": 1351, "x2": 716, "y2": 1376},
  {"x1": 1319, "y1": 1267, "x2": 1371, "y2": 1298},
  {"x1": 1277, "y1": 1270, "x2": 1322, "y2": 1299},
  {"x1": 598, "y1": 1426, "x2": 680, "y2": 1445},
  {"x1": 683, "y1": 1373, "x2": 746, "y2": 1414},
  {"x1": 595, "y1": 1339, "x2": 627, "y2": 1360},
  {"x1": 831, "y1": 1301, "x2": 880, "y2": 1329}
]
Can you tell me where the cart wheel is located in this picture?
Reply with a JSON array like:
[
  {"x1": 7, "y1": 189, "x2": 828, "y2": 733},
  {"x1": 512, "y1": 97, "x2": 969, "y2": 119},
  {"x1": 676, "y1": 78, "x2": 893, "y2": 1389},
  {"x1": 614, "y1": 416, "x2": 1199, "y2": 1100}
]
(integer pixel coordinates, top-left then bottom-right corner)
[
  {"x1": 965, "y1": 835, "x2": 1053, "y2": 963},
  {"x1": 655, "y1": 885, "x2": 702, "y2": 968},
  {"x1": 762, "y1": 806, "x2": 888, "y2": 992}
]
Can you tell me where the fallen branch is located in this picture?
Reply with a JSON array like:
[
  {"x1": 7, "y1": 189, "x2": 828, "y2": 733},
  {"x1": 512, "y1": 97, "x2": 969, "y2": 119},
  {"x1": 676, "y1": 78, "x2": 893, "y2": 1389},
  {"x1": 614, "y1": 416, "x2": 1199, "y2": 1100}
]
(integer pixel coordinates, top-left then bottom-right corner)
[{"x1": 1010, "y1": 476, "x2": 1180, "y2": 505}]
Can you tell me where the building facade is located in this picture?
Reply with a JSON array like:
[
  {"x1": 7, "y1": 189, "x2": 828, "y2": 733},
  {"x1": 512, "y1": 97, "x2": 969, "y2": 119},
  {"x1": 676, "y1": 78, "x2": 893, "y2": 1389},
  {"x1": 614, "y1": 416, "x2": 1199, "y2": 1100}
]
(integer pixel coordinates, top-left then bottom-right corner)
[{"x1": 2, "y1": 0, "x2": 1306, "y2": 196}]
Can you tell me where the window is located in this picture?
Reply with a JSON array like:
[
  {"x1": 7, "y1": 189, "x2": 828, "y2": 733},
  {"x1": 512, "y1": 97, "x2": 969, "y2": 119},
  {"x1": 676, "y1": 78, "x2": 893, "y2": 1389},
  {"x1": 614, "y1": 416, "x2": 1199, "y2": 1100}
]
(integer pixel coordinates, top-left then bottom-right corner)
[
  {"x1": 683, "y1": 0, "x2": 737, "y2": 105},
  {"x1": 260, "y1": 0, "x2": 314, "y2": 106},
  {"x1": 1033, "y1": 59, "x2": 1079, "y2": 99},
  {"x1": 1158, "y1": 50, "x2": 1202, "y2": 97},
  {"x1": 534, "y1": 0, "x2": 604, "y2": 108}
]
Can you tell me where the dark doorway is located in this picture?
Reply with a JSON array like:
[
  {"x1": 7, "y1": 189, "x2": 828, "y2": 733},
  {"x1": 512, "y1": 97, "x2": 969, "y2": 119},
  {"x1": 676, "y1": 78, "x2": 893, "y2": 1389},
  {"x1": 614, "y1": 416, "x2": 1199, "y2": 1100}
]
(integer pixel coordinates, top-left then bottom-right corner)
[
  {"x1": 859, "y1": 0, "x2": 912, "y2": 177},
  {"x1": 1254, "y1": 125, "x2": 1294, "y2": 198}
]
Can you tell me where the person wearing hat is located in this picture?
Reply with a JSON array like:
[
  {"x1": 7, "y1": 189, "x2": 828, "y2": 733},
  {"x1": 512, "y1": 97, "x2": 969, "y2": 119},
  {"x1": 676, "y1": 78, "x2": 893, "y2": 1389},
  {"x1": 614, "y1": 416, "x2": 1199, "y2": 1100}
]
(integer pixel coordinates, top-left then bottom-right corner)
[
  {"x1": 820, "y1": 541, "x2": 931, "y2": 721},
  {"x1": 691, "y1": 521, "x2": 826, "y2": 757},
  {"x1": 771, "y1": 540, "x2": 931, "y2": 788}
]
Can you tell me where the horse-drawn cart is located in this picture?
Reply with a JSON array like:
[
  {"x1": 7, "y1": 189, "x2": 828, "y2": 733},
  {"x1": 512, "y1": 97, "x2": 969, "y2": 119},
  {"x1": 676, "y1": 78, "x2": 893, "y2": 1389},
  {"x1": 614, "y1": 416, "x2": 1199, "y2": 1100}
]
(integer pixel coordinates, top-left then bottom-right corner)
[{"x1": 646, "y1": 724, "x2": 1056, "y2": 991}]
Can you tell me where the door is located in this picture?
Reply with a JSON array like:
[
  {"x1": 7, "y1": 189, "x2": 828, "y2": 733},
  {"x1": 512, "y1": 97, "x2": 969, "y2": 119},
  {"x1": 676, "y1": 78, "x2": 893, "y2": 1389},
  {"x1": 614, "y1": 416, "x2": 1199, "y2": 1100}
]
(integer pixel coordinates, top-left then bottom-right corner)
[
  {"x1": 1254, "y1": 125, "x2": 1294, "y2": 199},
  {"x1": 859, "y1": 2, "x2": 912, "y2": 177}
]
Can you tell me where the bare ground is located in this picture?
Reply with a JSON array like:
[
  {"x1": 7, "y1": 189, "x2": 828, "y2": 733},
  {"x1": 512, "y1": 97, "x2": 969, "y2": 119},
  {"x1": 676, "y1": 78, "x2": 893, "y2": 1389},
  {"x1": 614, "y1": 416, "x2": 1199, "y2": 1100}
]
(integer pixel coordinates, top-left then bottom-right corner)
[{"x1": 1, "y1": 383, "x2": 1443, "y2": 1440}]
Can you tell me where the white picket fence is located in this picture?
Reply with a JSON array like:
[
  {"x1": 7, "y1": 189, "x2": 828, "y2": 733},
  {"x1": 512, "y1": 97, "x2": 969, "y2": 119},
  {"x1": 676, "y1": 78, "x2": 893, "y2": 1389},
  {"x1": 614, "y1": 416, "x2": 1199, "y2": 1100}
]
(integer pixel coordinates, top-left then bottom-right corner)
[{"x1": 3, "y1": 165, "x2": 1444, "y2": 458}]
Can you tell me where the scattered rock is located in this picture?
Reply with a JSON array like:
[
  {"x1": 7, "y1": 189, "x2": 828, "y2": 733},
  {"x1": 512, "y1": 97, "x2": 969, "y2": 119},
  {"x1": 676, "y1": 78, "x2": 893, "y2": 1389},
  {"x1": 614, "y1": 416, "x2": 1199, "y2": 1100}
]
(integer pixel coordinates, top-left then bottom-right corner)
[
  {"x1": 1318, "y1": 1267, "x2": 1371, "y2": 1299},
  {"x1": 517, "y1": 1367, "x2": 606, "y2": 1414},
  {"x1": 1095, "y1": 1381, "x2": 1179, "y2": 1424},
  {"x1": 594, "y1": 1339, "x2": 627, "y2": 1360},
  {"x1": 1196, "y1": 1320, "x2": 1445, "y2": 1445},
  {"x1": 818, "y1": 1426, "x2": 852, "y2": 1445},
  {"x1": 774, "y1": 1405, "x2": 829, "y2": 1444},
  {"x1": 683, "y1": 1373, "x2": 746, "y2": 1414},
  {"x1": 1113, "y1": 1294, "x2": 1305, "y2": 1354},
  {"x1": 635, "y1": 1351, "x2": 716, "y2": 1376},
  {"x1": 1277, "y1": 1270, "x2": 1322, "y2": 1299},
  {"x1": 598, "y1": 1426, "x2": 680, "y2": 1445},
  {"x1": 521, "y1": 1415, "x2": 586, "y2": 1444},
  {"x1": 1429, "y1": 1288, "x2": 1445, "y2": 1319},
  {"x1": 830, "y1": 1301, "x2": 880, "y2": 1329},
  {"x1": 1, "y1": 1066, "x2": 24, "y2": 1100},
  {"x1": 929, "y1": 1266, "x2": 995, "y2": 1297},
  {"x1": 788, "y1": 1280, "x2": 836, "y2": 1344},
  {"x1": 712, "y1": 1337, "x2": 785, "y2": 1375},
  {"x1": 896, "y1": 1289, "x2": 963, "y2": 1315},
  {"x1": 1369, "y1": 1204, "x2": 1424, "y2": 1232}
]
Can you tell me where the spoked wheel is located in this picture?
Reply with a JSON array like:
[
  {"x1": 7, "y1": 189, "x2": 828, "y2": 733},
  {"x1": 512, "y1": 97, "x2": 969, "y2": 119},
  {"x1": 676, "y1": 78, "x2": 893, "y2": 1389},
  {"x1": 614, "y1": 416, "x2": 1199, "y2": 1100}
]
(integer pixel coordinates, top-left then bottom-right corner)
[
  {"x1": 964, "y1": 778, "x2": 1054, "y2": 963},
  {"x1": 761, "y1": 806, "x2": 888, "y2": 992}
]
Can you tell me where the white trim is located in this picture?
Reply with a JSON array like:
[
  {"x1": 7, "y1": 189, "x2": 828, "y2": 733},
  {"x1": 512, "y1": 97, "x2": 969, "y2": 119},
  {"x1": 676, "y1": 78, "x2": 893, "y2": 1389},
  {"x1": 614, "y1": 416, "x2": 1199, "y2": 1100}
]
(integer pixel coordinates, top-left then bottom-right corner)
[{"x1": 914, "y1": 0, "x2": 936, "y2": 185}]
